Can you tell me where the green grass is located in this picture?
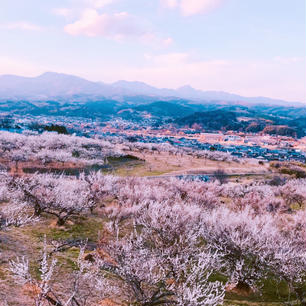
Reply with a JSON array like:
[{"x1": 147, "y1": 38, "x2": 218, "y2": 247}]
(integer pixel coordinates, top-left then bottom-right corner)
[
  {"x1": 30, "y1": 216, "x2": 103, "y2": 242},
  {"x1": 209, "y1": 272, "x2": 298, "y2": 305},
  {"x1": 113, "y1": 164, "x2": 169, "y2": 177},
  {"x1": 21, "y1": 217, "x2": 104, "y2": 274}
]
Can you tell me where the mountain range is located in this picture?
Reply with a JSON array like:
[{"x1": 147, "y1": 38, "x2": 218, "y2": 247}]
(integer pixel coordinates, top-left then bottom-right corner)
[{"x1": 0, "y1": 72, "x2": 303, "y2": 106}]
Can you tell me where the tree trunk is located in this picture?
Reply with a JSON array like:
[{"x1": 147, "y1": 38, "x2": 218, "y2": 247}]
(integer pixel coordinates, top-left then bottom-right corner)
[
  {"x1": 56, "y1": 217, "x2": 66, "y2": 226},
  {"x1": 34, "y1": 204, "x2": 42, "y2": 216}
]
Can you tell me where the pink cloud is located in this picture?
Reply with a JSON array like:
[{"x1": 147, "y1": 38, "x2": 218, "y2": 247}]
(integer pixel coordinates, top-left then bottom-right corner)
[
  {"x1": 65, "y1": 9, "x2": 149, "y2": 39},
  {"x1": 64, "y1": 9, "x2": 173, "y2": 46},
  {"x1": 162, "y1": 0, "x2": 225, "y2": 16}
]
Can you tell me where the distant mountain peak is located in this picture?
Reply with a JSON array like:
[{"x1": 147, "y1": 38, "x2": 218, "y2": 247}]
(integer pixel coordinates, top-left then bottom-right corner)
[
  {"x1": 114, "y1": 80, "x2": 148, "y2": 86},
  {"x1": 38, "y1": 71, "x2": 61, "y2": 77},
  {"x1": 37, "y1": 71, "x2": 87, "y2": 81}
]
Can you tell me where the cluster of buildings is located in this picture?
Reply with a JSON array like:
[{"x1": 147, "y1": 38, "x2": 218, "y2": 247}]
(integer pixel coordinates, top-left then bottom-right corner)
[
  {"x1": 1, "y1": 114, "x2": 305, "y2": 163},
  {"x1": 113, "y1": 133, "x2": 305, "y2": 163}
]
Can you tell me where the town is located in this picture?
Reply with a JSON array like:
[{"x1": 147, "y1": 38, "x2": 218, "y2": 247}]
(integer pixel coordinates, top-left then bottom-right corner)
[{"x1": 1, "y1": 113, "x2": 305, "y2": 163}]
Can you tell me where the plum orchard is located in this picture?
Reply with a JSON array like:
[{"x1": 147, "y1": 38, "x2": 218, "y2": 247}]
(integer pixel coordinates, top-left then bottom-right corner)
[
  {"x1": 0, "y1": 131, "x2": 123, "y2": 167},
  {"x1": 1, "y1": 173, "x2": 305, "y2": 306}
]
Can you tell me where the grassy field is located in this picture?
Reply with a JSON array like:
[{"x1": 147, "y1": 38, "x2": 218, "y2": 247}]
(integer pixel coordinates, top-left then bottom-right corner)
[
  {"x1": 114, "y1": 151, "x2": 270, "y2": 178},
  {"x1": 2, "y1": 151, "x2": 270, "y2": 179}
]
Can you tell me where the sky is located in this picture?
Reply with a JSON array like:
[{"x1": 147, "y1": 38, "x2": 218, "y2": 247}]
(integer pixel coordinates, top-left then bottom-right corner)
[{"x1": 0, "y1": 0, "x2": 305, "y2": 102}]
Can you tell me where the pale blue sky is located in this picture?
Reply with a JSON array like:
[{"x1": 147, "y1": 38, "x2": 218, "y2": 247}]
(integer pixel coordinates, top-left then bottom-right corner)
[{"x1": 0, "y1": 0, "x2": 305, "y2": 101}]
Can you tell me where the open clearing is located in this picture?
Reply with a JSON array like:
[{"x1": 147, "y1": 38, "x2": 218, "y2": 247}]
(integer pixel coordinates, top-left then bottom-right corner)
[{"x1": 115, "y1": 151, "x2": 270, "y2": 177}]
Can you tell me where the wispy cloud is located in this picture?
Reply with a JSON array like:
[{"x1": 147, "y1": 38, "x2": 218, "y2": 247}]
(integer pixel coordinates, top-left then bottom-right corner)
[
  {"x1": 64, "y1": 9, "x2": 146, "y2": 40},
  {"x1": 0, "y1": 22, "x2": 43, "y2": 31},
  {"x1": 64, "y1": 8, "x2": 173, "y2": 46},
  {"x1": 55, "y1": 0, "x2": 173, "y2": 45},
  {"x1": 53, "y1": 0, "x2": 116, "y2": 20},
  {"x1": 161, "y1": 0, "x2": 225, "y2": 16}
]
